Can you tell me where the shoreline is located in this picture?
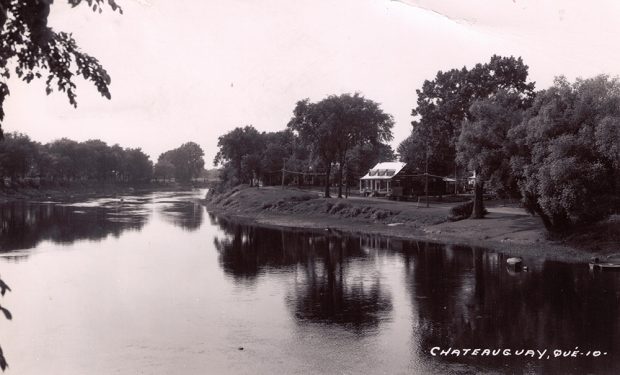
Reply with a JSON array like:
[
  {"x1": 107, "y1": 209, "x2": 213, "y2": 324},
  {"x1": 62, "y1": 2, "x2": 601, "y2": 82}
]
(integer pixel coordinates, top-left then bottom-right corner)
[
  {"x1": 206, "y1": 207, "x2": 591, "y2": 263},
  {"x1": 0, "y1": 183, "x2": 206, "y2": 204},
  {"x1": 205, "y1": 186, "x2": 620, "y2": 264}
]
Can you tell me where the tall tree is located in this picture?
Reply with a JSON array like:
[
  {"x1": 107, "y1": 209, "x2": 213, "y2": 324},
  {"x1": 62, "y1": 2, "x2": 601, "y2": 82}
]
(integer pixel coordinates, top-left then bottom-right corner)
[
  {"x1": 398, "y1": 122, "x2": 444, "y2": 176},
  {"x1": 159, "y1": 142, "x2": 205, "y2": 183},
  {"x1": 0, "y1": 132, "x2": 37, "y2": 179},
  {"x1": 0, "y1": 0, "x2": 121, "y2": 138},
  {"x1": 411, "y1": 55, "x2": 535, "y2": 176},
  {"x1": 46, "y1": 138, "x2": 80, "y2": 180},
  {"x1": 457, "y1": 90, "x2": 524, "y2": 218},
  {"x1": 214, "y1": 126, "x2": 264, "y2": 186},
  {"x1": 509, "y1": 75, "x2": 620, "y2": 232},
  {"x1": 153, "y1": 159, "x2": 175, "y2": 182},
  {"x1": 124, "y1": 148, "x2": 152, "y2": 183},
  {"x1": 288, "y1": 93, "x2": 394, "y2": 198},
  {"x1": 260, "y1": 129, "x2": 297, "y2": 185}
]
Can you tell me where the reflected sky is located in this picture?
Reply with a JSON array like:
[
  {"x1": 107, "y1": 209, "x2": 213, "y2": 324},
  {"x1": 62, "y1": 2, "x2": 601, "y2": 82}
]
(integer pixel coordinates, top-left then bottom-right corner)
[
  {"x1": 0, "y1": 191, "x2": 206, "y2": 253},
  {"x1": 0, "y1": 191, "x2": 619, "y2": 374}
]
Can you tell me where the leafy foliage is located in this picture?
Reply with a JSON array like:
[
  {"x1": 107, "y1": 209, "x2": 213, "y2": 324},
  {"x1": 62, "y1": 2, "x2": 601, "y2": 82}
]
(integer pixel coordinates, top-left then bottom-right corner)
[
  {"x1": 0, "y1": 133, "x2": 153, "y2": 183},
  {"x1": 509, "y1": 75, "x2": 620, "y2": 231},
  {"x1": 214, "y1": 126, "x2": 265, "y2": 186},
  {"x1": 214, "y1": 126, "x2": 303, "y2": 188},
  {"x1": 288, "y1": 93, "x2": 394, "y2": 197},
  {"x1": 456, "y1": 90, "x2": 525, "y2": 217},
  {"x1": 157, "y1": 142, "x2": 205, "y2": 183},
  {"x1": 0, "y1": 0, "x2": 121, "y2": 138},
  {"x1": 153, "y1": 159, "x2": 175, "y2": 182},
  {"x1": 410, "y1": 55, "x2": 535, "y2": 175},
  {"x1": 447, "y1": 201, "x2": 473, "y2": 221}
]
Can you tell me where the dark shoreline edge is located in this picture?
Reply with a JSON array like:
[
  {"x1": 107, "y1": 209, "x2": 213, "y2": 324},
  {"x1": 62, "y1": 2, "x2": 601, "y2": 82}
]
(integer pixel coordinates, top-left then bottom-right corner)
[{"x1": 204, "y1": 206, "x2": 597, "y2": 264}]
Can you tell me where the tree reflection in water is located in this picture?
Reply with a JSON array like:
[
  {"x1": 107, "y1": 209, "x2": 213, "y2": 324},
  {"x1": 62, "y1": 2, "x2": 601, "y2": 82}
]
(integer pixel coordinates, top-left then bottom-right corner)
[
  {"x1": 211, "y1": 215, "x2": 392, "y2": 333},
  {"x1": 0, "y1": 201, "x2": 149, "y2": 253},
  {"x1": 213, "y1": 216, "x2": 620, "y2": 373},
  {"x1": 396, "y1": 241, "x2": 620, "y2": 374},
  {"x1": 158, "y1": 201, "x2": 205, "y2": 231}
]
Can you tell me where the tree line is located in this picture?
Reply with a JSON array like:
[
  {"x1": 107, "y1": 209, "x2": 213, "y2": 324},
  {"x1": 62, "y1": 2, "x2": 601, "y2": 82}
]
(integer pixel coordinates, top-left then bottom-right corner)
[
  {"x1": 214, "y1": 93, "x2": 395, "y2": 198},
  {"x1": 0, "y1": 134, "x2": 206, "y2": 185},
  {"x1": 215, "y1": 55, "x2": 619, "y2": 232}
]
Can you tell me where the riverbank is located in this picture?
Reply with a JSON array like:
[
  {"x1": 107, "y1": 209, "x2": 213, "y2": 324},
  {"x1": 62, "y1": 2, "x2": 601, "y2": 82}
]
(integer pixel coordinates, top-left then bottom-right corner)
[
  {"x1": 0, "y1": 182, "x2": 205, "y2": 203},
  {"x1": 205, "y1": 185, "x2": 620, "y2": 263}
]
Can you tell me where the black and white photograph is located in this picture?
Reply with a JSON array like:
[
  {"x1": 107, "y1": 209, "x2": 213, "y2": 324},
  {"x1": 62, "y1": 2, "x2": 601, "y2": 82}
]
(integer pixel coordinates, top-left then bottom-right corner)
[{"x1": 1, "y1": 0, "x2": 619, "y2": 374}]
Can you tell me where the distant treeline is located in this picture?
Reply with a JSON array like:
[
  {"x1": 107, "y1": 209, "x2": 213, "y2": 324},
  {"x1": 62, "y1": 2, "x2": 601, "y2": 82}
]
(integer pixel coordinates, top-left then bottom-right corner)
[{"x1": 0, "y1": 134, "x2": 206, "y2": 185}]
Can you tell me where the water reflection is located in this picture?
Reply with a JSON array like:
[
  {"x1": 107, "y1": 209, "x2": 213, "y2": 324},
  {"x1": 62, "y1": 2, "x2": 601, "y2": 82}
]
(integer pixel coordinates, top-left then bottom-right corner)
[
  {"x1": 158, "y1": 201, "x2": 204, "y2": 231},
  {"x1": 212, "y1": 215, "x2": 393, "y2": 332},
  {"x1": 213, "y1": 217, "x2": 620, "y2": 373},
  {"x1": 378, "y1": 237, "x2": 620, "y2": 374},
  {"x1": 1, "y1": 192, "x2": 619, "y2": 374},
  {"x1": 0, "y1": 201, "x2": 149, "y2": 252}
]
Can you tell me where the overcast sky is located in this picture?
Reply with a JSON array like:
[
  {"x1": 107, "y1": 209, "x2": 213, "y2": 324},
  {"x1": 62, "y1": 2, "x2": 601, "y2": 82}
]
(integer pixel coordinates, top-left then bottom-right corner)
[{"x1": 4, "y1": 0, "x2": 620, "y2": 165}]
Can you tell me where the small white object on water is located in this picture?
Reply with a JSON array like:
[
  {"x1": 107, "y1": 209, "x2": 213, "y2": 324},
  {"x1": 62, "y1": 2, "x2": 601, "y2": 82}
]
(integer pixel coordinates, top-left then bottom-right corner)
[{"x1": 506, "y1": 257, "x2": 524, "y2": 272}]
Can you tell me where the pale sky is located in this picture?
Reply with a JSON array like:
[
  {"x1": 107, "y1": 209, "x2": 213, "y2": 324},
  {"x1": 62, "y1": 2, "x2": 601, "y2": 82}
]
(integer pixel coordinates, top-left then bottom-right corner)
[{"x1": 4, "y1": 0, "x2": 620, "y2": 165}]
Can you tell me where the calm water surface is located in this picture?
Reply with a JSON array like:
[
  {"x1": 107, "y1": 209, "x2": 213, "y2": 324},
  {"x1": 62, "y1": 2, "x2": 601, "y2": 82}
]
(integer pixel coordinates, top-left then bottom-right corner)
[{"x1": 0, "y1": 190, "x2": 619, "y2": 374}]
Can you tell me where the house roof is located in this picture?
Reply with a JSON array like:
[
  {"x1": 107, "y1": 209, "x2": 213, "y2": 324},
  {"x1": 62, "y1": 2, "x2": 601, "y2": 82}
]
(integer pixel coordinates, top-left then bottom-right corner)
[{"x1": 360, "y1": 161, "x2": 407, "y2": 180}]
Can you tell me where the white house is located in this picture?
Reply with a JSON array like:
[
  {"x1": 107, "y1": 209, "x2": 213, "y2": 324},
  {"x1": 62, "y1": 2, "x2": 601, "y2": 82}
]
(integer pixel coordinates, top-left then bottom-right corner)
[{"x1": 359, "y1": 161, "x2": 407, "y2": 196}]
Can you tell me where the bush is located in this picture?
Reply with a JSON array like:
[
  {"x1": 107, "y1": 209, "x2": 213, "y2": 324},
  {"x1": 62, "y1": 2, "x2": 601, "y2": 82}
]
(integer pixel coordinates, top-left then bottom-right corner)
[
  {"x1": 329, "y1": 201, "x2": 351, "y2": 214},
  {"x1": 371, "y1": 209, "x2": 390, "y2": 220},
  {"x1": 448, "y1": 200, "x2": 490, "y2": 221},
  {"x1": 448, "y1": 201, "x2": 473, "y2": 221}
]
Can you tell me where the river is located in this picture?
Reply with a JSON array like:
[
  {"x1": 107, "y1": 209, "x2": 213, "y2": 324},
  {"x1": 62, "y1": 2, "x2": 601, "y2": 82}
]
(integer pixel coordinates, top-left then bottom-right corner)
[{"x1": 0, "y1": 189, "x2": 618, "y2": 374}]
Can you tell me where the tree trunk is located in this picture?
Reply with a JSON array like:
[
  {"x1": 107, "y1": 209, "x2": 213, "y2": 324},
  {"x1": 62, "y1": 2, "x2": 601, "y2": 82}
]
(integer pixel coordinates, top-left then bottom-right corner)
[
  {"x1": 324, "y1": 163, "x2": 331, "y2": 198},
  {"x1": 534, "y1": 205, "x2": 554, "y2": 231},
  {"x1": 472, "y1": 178, "x2": 485, "y2": 219},
  {"x1": 337, "y1": 159, "x2": 344, "y2": 198}
]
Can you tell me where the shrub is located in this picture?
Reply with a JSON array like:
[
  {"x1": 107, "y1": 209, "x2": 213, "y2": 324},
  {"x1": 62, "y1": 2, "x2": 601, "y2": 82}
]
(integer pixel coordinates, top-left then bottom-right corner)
[
  {"x1": 371, "y1": 209, "x2": 390, "y2": 220},
  {"x1": 329, "y1": 201, "x2": 351, "y2": 214},
  {"x1": 448, "y1": 201, "x2": 473, "y2": 221},
  {"x1": 448, "y1": 201, "x2": 489, "y2": 221}
]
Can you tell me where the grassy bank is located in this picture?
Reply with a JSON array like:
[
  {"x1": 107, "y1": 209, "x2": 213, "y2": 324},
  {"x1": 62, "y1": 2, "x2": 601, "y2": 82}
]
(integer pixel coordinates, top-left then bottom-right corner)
[{"x1": 205, "y1": 185, "x2": 620, "y2": 262}]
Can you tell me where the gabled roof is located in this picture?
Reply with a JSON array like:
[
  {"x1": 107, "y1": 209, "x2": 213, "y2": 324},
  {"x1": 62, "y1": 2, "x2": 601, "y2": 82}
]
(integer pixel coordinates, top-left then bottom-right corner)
[{"x1": 361, "y1": 161, "x2": 406, "y2": 180}]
